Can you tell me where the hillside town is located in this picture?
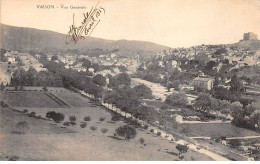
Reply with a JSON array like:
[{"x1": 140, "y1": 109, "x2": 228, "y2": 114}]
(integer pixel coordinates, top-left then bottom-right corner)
[{"x1": 1, "y1": 32, "x2": 260, "y2": 161}]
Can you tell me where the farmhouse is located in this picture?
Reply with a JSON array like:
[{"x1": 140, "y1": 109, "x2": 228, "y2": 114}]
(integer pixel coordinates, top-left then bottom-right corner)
[{"x1": 192, "y1": 77, "x2": 214, "y2": 90}]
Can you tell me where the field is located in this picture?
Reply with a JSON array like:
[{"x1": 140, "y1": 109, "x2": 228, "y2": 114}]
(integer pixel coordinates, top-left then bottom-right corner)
[
  {"x1": 183, "y1": 123, "x2": 260, "y2": 138},
  {"x1": 0, "y1": 88, "x2": 213, "y2": 161},
  {"x1": 1, "y1": 91, "x2": 63, "y2": 108},
  {"x1": 51, "y1": 88, "x2": 90, "y2": 107}
]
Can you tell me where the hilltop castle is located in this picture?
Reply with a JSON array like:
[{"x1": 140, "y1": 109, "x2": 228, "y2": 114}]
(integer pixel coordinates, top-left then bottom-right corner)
[{"x1": 242, "y1": 32, "x2": 258, "y2": 40}]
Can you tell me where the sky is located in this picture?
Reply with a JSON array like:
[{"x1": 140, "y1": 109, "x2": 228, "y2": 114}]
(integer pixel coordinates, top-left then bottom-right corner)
[{"x1": 1, "y1": 0, "x2": 260, "y2": 48}]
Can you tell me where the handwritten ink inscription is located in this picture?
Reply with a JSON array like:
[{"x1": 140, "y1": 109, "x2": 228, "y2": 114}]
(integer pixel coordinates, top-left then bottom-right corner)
[{"x1": 65, "y1": 1, "x2": 105, "y2": 44}]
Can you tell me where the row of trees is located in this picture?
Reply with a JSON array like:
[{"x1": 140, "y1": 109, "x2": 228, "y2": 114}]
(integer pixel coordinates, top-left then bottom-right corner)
[
  {"x1": 9, "y1": 60, "x2": 106, "y2": 99},
  {"x1": 104, "y1": 73, "x2": 153, "y2": 119},
  {"x1": 10, "y1": 66, "x2": 63, "y2": 87}
]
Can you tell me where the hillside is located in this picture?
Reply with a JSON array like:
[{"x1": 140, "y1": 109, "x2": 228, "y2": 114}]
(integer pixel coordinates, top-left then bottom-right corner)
[
  {"x1": 0, "y1": 24, "x2": 169, "y2": 57},
  {"x1": 230, "y1": 40, "x2": 260, "y2": 51}
]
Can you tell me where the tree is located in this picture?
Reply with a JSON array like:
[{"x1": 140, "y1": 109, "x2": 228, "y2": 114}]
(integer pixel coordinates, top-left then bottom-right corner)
[
  {"x1": 115, "y1": 125, "x2": 137, "y2": 140},
  {"x1": 223, "y1": 59, "x2": 229, "y2": 64},
  {"x1": 230, "y1": 101, "x2": 244, "y2": 126},
  {"x1": 139, "y1": 137, "x2": 145, "y2": 145},
  {"x1": 194, "y1": 93, "x2": 218, "y2": 112},
  {"x1": 118, "y1": 65, "x2": 127, "y2": 73},
  {"x1": 133, "y1": 84, "x2": 153, "y2": 99},
  {"x1": 0, "y1": 48, "x2": 7, "y2": 62},
  {"x1": 250, "y1": 113, "x2": 260, "y2": 130},
  {"x1": 51, "y1": 55, "x2": 58, "y2": 61},
  {"x1": 244, "y1": 102, "x2": 258, "y2": 117},
  {"x1": 117, "y1": 73, "x2": 131, "y2": 87},
  {"x1": 216, "y1": 100, "x2": 231, "y2": 115},
  {"x1": 230, "y1": 74, "x2": 243, "y2": 93},
  {"x1": 167, "y1": 80, "x2": 180, "y2": 91},
  {"x1": 46, "y1": 111, "x2": 65, "y2": 123},
  {"x1": 212, "y1": 86, "x2": 238, "y2": 102},
  {"x1": 205, "y1": 60, "x2": 216, "y2": 70},
  {"x1": 0, "y1": 82, "x2": 5, "y2": 90},
  {"x1": 84, "y1": 82, "x2": 103, "y2": 99},
  {"x1": 213, "y1": 77, "x2": 221, "y2": 88},
  {"x1": 176, "y1": 144, "x2": 189, "y2": 158},
  {"x1": 107, "y1": 76, "x2": 120, "y2": 89},
  {"x1": 165, "y1": 92, "x2": 188, "y2": 107},
  {"x1": 13, "y1": 68, "x2": 27, "y2": 85},
  {"x1": 1, "y1": 101, "x2": 6, "y2": 108},
  {"x1": 69, "y1": 115, "x2": 77, "y2": 122},
  {"x1": 112, "y1": 87, "x2": 141, "y2": 116},
  {"x1": 20, "y1": 84, "x2": 24, "y2": 91},
  {"x1": 81, "y1": 58, "x2": 91, "y2": 69},
  {"x1": 91, "y1": 63, "x2": 100, "y2": 72},
  {"x1": 43, "y1": 84, "x2": 48, "y2": 92},
  {"x1": 27, "y1": 66, "x2": 37, "y2": 86},
  {"x1": 93, "y1": 74, "x2": 107, "y2": 87},
  {"x1": 15, "y1": 121, "x2": 29, "y2": 133},
  {"x1": 230, "y1": 101, "x2": 244, "y2": 118}
]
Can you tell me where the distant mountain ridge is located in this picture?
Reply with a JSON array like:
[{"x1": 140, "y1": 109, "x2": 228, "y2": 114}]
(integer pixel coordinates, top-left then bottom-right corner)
[{"x1": 0, "y1": 24, "x2": 170, "y2": 57}]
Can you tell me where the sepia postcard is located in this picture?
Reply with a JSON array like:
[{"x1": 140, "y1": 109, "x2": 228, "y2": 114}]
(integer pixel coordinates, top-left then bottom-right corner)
[{"x1": 0, "y1": 0, "x2": 260, "y2": 161}]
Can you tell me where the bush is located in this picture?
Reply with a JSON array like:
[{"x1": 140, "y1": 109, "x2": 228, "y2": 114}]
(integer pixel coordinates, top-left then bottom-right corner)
[
  {"x1": 99, "y1": 117, "x2": 105, "y2": 122},
  {"x1": 111, "y1": 114, "x2": 121, "y2": 121},
  {"x1": 63, "y1": 121, "x2": 76, "y2": 126},
  {"x1": 70, "y1": 121, "x2": 76, "y2": 126},
  {"x1": 150, "y1": 129, "x2": 154, "y2": 133},
  {"x1": 63, "y1": 122, "x2": 70, "y2": 126},
  {"x1": 80, "y1": 122, "x2": 87, "y2": 128},
  {"x1": 176, "y1": 144, "x2": 189, "y2": 157},
  {"x1": 15, "y1": 121, "x2": 29, "y2": 130},
  {"x1": 126, "y1": 118, "x2": 142, "y2": 128},
  {"x1": 115, "y1": 125, "x2": 136, "y2": 140},
  {"x1": 22, "y1": 109, "x2": 28, "y2": 113},
  {"x1": 139, "y1": 137, "x2": 145, "y2": 144},
  {"x1": 90, "y1": 126, "x2": 97, "y2": 131},
  {"x1": 0, "y1": 101, "x2": 5, "y2": 108},
  {"x1": 69, "y1": 115, "x2": 77, "y2": 122},
  {"x1": 36, "y1": 115, "x2": 42, "y2": 119},
  {"x1": 84, "y1": 116, "x2": 91, "y2": 122},
  {"x1": 46, "y1": 111, "x2": 65, "y2": 123},
  {"x1": 229, "y1": 139, "x2": 241, "y2": 148},
  {"x1": 220, "y1": 136, "x2": 226, "y2": 140},
  {"x1": 101, "y1": 128, "x2": 108, "y2": 133},
  {"x1": 143, "y1": 124, "x2": 149, "y2": 129},
  {"x1": 8, "y1": 155, "x2": 19, "y2": 161},
  {"x1": 157, "y1": 131, "x2": 161, "y2": 136},
  {"x1": 0, "y1": 101, "x2": 8, "y2": 108},
  {"x1": 28, "y1": 112, "x2": 36, "y2": 117}
]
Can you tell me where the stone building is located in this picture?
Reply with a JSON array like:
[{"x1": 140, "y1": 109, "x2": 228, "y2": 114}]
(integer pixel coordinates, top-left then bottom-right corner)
[
  {"x1": 243, "y1": 32, "x2": 258, "y2": 40},
  {"x1": 192, "y1": 77, "x2": 214, "y2": 90}
]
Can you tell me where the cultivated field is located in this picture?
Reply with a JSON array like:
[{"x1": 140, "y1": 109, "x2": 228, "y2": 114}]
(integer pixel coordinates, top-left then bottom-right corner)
[
  {"x1": 1, "y1": 91, "x2": 62, "y2": 108},
  {"x1": 183, "y1": 123, "x2": 260, "y2": 138},
  {"x1": 51, "y1": 88, "x2": 90, "y2": 107}
]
